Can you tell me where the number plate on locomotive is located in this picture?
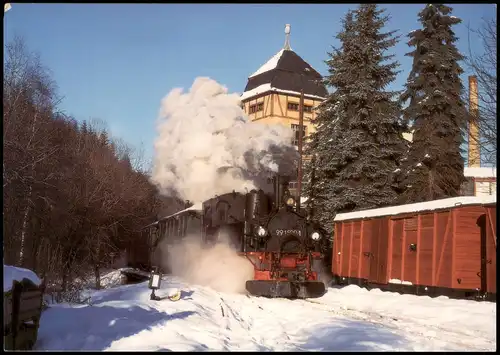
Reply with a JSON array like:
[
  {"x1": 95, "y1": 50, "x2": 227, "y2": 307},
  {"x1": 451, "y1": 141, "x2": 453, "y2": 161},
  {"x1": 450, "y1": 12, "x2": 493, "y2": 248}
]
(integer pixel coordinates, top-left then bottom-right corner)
[{"x1": 276, "y1": 229, "x2": 302, "y2": 237}]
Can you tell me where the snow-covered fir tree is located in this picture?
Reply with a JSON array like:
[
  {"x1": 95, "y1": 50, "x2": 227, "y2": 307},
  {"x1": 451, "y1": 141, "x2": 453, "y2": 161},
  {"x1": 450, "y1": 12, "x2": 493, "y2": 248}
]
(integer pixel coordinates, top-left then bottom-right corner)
[
  {"x1": 303, "y1": 10, "x2": 357, "y2": 231},
  {"x1": 399, "y1": 4, "x2": 468, "y2": 203},
  {"x1": 304, "y1": 4, "x2": 407, "y2": 232}
]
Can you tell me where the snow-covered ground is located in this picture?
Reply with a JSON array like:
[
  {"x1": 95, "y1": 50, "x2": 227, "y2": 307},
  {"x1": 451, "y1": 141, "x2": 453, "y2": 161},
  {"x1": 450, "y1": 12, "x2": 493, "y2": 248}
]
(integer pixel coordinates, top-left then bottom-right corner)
[{"x1": 35, "y1": 270, "x2": 496, "y2": 351}]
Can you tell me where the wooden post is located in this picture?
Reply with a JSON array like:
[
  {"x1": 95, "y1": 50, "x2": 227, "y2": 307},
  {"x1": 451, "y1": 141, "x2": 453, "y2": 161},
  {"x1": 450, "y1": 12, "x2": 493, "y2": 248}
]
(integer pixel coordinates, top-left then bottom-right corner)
[
  {"x1": 308, "y1": 154, "x2": 316, "y2": 219},
  {"x1": 297, "y1": 88, "x2": 305, "y2": 211}
]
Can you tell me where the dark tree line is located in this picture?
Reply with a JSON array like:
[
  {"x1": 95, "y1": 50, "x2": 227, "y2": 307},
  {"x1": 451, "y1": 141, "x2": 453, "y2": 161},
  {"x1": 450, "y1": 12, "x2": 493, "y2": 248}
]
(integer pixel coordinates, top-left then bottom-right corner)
[
  {"x1": 3, "y1": 37, "x2": 181, "y2": 297},
  {"x1": 305, "y1": 4, "x2": 470, "y2": 232}
]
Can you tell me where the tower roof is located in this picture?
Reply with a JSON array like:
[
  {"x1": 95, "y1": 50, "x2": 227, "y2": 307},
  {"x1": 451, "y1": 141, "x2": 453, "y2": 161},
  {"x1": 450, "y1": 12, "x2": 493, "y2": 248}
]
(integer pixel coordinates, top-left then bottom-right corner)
[{"x1": 241, "y1": 25, "x2": 328, "y2": 102}]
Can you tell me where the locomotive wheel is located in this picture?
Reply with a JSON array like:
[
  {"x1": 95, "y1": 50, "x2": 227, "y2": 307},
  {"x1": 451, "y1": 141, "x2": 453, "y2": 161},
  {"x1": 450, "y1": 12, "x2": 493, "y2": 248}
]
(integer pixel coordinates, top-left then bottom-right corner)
[{"x1": 246, "y1": 280, "x2": 326, "y2": 299}]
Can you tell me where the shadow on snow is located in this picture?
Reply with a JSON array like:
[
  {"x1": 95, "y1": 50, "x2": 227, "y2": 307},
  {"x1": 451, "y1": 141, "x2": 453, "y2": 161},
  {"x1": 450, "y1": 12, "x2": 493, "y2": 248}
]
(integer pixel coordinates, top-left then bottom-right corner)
[
  {"x1": 36, "y1": 303, "x2": 196, "y2": 351},
  {"x1": 300, "y1": 319, "x2": 407, "y2": 351}
]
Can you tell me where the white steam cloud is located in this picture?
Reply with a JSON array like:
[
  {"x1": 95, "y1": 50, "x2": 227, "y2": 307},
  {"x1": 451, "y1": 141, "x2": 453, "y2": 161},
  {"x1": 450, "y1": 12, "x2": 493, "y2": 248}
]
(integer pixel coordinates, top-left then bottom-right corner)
[
  {"x1": 159, "y1": 234, "x2": 254, "y2": 294},
  {"x1": 151, "y1": 77, "x2": 297, "y2": 203}
]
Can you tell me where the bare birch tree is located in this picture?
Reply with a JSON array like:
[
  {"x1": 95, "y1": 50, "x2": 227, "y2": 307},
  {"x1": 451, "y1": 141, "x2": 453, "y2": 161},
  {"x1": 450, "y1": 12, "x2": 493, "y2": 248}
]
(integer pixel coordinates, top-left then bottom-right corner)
[{"x1": 466, "y1": 16, "x2": 497, "y2": 165}]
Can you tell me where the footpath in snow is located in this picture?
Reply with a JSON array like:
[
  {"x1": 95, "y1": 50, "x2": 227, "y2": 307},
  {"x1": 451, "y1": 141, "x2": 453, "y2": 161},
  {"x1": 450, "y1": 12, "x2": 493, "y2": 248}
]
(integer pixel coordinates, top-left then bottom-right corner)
[{"x1": 34, "y1": 269, "x2": 497, "y2": 352}]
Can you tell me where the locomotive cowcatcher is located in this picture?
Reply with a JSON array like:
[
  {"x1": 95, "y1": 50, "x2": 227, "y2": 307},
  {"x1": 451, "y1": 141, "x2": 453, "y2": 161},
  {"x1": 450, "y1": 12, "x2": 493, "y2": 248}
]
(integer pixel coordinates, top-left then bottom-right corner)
[{"x1": 144, "y1": 174, "x2": 327, "y2": 299}]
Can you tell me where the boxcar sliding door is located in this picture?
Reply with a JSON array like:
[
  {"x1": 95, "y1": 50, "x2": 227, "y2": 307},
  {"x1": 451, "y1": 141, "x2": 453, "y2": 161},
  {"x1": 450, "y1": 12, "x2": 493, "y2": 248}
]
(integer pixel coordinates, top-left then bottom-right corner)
[
  {"x1": 367, "y1": 218, "x2": 389, "y2": 284},
  {"x1": 389, "y1": 216, "x2": 418, "y2": 285}
]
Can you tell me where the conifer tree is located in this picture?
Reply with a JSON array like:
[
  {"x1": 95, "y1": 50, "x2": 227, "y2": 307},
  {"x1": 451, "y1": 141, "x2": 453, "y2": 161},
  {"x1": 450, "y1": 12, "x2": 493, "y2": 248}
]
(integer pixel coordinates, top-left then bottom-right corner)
[
  {"x1": 303, "y1": 10, "x2": 357, "y2": 230},
  {"x1": 399, "y1": 4, "x2": 467, "y2": 203},
  {"x1": 305, "y1": 4, "x2": 407, "y2": 231}
]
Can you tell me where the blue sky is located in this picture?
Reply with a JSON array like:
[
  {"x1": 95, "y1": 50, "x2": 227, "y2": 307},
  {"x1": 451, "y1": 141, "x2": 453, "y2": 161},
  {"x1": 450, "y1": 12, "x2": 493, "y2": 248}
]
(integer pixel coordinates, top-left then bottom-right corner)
[{"x1": 3, "y1": 3, "x2": 495, "y2": 164}]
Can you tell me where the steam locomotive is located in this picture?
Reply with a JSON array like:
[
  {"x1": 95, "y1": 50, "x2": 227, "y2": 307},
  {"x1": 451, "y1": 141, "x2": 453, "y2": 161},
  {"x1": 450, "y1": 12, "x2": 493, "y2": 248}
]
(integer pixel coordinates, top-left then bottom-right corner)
[{"x1": 143, "y1": 175, "x2": 327, "y2": 299}]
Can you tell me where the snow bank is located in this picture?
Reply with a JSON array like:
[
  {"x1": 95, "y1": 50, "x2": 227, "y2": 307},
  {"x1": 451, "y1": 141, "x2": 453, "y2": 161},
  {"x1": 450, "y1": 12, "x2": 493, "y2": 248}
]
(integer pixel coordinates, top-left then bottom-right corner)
[
  {"x1": 334, "y1": 195, "x2": 497, "y2": 222},
  {"x1": 315, "y1": 285, "x2": 496, "y2": 350},
  {"x1": 4, "y1": 265, "x2": 42, "y2": 292},
  {"x1": 35, "y1": 276, "x2": 496, "y2": 351},
  {"x1": 99, "y1": 269, "x2": 127, "y2": 289}
]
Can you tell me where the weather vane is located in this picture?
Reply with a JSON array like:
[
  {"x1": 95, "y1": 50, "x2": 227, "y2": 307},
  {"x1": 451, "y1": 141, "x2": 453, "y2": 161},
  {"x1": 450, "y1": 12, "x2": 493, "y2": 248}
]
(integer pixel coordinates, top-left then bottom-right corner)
[{"x1": 284, "y1": 24, "x2": 291, "y2": 50}]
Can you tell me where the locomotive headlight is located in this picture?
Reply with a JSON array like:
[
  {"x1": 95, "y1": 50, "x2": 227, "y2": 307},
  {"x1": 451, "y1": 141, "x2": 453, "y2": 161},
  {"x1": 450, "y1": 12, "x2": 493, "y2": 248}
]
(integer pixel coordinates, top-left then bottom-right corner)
[
  {"x1": 286, "y1": 197, "x2": 295, "y2": 206},
  {"x1": 311, "y1": 231, "x2": 321, "y2": 241},
  {"x1": 257, "y1": 226, "x2": 267, "y2": 237}
]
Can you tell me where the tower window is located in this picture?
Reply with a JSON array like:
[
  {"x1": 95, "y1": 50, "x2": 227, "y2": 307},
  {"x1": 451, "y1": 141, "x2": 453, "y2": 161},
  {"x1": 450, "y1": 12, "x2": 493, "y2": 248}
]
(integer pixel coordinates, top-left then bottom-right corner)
[
  {"x1": 291, "y1": 124, "x2": 307, "y2": 147},
  {"x1": 249, "y1": 102, "x2": 264, "y2": 114},
  {"x1": 287, "y1": 102, "x2": 313, "y2": 112}
]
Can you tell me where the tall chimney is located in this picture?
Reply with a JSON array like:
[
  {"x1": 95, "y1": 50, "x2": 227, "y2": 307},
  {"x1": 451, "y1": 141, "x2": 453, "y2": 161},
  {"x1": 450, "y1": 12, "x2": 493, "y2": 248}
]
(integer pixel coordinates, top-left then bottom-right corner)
[{"x1": 468, "y1": 75, "x2": 480, "y2": 167}]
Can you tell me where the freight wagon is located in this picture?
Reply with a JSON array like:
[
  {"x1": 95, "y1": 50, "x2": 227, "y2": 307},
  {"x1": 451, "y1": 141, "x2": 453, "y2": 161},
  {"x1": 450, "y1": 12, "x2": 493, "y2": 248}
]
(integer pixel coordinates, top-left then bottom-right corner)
[{"x1": 332, "y1": 196, "x2": 496, "y2": 301}]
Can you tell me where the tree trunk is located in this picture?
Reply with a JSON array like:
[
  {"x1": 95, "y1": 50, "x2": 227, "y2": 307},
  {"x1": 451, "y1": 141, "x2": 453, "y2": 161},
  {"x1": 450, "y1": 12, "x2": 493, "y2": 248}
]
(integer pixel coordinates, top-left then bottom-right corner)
[
  {"x1": 428, "y1": 170, "x2": 435, "y2": 201},
  {"x1": 94, "y1": 265, "x2": 101, "y2": 290},
  {"x1": 61, "y1": 271, "x2": 68, "y2": 293},
  {"x1": 94, "y1": 229, "x2": 102, "y2": 289},
  {"x1": 18, "y1": 185, "x2": 33, "y2": 266}
]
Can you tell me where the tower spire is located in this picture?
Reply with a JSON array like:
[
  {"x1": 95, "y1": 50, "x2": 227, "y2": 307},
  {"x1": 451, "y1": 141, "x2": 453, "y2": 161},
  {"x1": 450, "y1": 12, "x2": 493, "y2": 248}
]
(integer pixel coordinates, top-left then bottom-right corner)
[{"x1": 284, "y1": 24, "x2": 291, "y2": 50}]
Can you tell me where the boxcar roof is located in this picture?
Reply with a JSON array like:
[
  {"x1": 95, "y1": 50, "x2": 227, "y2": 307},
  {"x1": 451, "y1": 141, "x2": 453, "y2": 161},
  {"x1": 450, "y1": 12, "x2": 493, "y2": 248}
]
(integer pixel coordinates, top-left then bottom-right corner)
[{"x1": 334, "y1": 195, "x2": 497, "y2": 222}]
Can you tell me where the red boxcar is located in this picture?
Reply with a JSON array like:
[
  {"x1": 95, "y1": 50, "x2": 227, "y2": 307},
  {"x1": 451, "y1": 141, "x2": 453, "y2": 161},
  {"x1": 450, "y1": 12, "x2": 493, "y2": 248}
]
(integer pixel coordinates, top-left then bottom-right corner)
[{"x1": 332, "y1": 196, "x2": 496, "y2": 300}]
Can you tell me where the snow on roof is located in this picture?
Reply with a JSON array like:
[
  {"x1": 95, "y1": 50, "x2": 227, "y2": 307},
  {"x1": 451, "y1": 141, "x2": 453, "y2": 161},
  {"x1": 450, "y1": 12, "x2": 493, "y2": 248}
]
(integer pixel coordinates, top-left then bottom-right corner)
[
  {"x1": 464, "y1": 167, "x2": 497, "y2": 179},
  {"x1": 241, "y1": 83, "x2": 326, "y2": 102},
  {"x1": 160, "y1": 202, "x2": 203, "y2": 221},
  {"x1": 4, "y1": 265, "x2": 42, "y2": 292},
  {"x1": 143, "y1": 202, "x2": 203, "y2": 229},
  {"x1": 249, "y1": 49, "x2": 285, "y2": 78},
  {"x1": 334, "y1": 195, "x2": 496, "y2": 222},
  {"x1": 402, "y1": 131, "x2": 414, "y2": 142}
]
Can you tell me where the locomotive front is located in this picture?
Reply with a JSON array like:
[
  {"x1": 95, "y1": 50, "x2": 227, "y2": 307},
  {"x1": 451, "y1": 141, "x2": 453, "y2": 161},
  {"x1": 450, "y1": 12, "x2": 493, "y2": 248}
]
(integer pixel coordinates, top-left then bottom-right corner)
[{"x1": 243, "y1": 175, "x2": 327, "y2": 299}]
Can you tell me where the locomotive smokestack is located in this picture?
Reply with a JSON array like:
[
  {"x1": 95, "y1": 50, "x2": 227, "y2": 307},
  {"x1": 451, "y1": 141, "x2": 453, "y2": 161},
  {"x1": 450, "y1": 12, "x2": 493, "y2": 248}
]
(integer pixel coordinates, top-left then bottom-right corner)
[
  {"x1": 273, "y1": 176, "x2": 281, "y2": 208},
  {"x1": 273, "y1": 175, "x2": 291, "y2": 209},
  {"x1": 468, "y1": 75, "x2": 480, "y2": 167}
]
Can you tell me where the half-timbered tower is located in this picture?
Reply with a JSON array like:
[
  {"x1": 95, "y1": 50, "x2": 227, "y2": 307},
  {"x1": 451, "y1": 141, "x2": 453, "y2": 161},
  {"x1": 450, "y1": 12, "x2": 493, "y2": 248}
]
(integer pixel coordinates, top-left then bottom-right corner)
[{"x1": 240, "y1": 24, "x2": 328, "y2": 194}]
